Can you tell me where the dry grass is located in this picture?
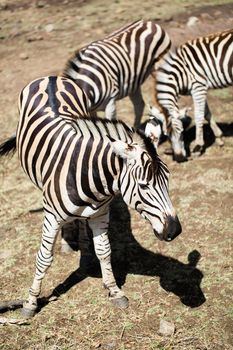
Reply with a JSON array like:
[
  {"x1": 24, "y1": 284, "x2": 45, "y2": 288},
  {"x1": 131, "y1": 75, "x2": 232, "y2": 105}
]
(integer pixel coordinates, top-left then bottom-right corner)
[{"x1": 0, "y1": 1, "x2": 233, "y2": 349}]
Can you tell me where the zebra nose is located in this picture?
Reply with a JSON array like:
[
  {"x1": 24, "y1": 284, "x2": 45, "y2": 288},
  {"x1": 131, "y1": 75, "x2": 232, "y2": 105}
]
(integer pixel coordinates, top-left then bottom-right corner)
[
  {"x1": 173, "y1": 153, "x2": 187, "y2": 163},
  {"x1": 164, "y1": 215, "x2": 182, "y2": 241}
]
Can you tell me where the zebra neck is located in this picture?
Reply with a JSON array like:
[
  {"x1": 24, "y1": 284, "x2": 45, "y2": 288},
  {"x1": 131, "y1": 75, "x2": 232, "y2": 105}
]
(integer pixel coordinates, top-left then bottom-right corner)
[{"x1": 156, "y1": 49, "x2": 191, "y2": 112}]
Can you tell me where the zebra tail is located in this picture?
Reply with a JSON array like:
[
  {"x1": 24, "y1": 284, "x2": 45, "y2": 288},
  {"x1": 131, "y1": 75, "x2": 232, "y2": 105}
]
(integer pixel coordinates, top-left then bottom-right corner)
[{"x1": 0, "y1": 134, "x2": 16, "y2": 157}]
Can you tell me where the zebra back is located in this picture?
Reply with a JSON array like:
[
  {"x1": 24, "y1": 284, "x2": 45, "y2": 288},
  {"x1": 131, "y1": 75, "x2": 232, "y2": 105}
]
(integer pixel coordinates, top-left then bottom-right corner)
[
  {"x1": 18, "y1": 76, "x2": 90, "y2": 121},
  {"x1": 63, "y1": 20, "x2": 171, "y2": 108},
  {"x1": 157, "y1": 28, "x2": 233, "y2": 101}
]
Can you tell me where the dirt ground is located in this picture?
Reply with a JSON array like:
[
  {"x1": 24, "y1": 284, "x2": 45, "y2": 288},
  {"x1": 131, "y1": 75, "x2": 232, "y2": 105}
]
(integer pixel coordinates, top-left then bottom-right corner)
[{"x1": 0, "y1": 1, "x2": 233, "y2": 349}]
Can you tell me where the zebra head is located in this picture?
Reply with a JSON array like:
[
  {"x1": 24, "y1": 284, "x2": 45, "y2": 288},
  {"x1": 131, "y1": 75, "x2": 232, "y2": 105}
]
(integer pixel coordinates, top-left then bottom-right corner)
[
  {"x1": 111, "y1": 126, "x2": 182, "y2": 242},
  {"x1": 148, "y1": 105, "x2": 187, "y2": 162}
]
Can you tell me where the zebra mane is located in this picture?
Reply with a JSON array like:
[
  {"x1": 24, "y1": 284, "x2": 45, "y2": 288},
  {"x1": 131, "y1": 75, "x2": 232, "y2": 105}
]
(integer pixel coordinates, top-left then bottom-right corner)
[
  {"x1": 71, "y1": 115, "x2": 134, "y2": 136},
  {"x1": 63, "y1": 20, "x2": 145, "y2": 77},
  {"x1": 180, "y1": 28, "x2": 233, "y2": 47},
  {"x1": 70, "y1": 116, "x2": 161, "y2": 166},
  {"x1": 158, "y1": 29, "x2": 233, "y2": 74},
  {"x1": 63, "y1": 49, "x2": 84, "y2": 77},
  {"x1": 104, "y1": 19, "x2": 142, "y2": 40},
  {"x1": 136, "y1": 129, "x2": 160, "y2": 161},
  {"x1": 158, "y1": 28, "x2": 233, "y2": 72},
  {"x1": 159, "y1": 28, "x2": 233, "y2": 64}
]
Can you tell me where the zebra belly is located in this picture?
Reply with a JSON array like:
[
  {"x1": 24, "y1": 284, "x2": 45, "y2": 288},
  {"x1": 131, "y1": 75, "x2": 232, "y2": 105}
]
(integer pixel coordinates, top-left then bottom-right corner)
[{"x1": 42, "y1": 181, "x2": 113, "y2": 222}]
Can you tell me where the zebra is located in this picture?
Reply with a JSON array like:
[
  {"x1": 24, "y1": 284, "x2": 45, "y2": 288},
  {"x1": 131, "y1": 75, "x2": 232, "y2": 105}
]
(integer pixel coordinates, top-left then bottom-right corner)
[
  {"x1": 0, "y1": 75, "x2": 181, "y2": 317},
  {"x1": 152, "y1": 28, "x2": 233, "y2": 162},
  {"x1": 63, "y1": 19, "x2": 171, "y2": 127}
]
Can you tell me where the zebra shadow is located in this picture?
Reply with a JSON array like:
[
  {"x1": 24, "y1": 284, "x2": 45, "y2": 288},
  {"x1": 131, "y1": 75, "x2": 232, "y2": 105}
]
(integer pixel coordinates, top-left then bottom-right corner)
[
  {"x1": 184, "y1": 121, "x2": 233, "y2": 156},
  {"x1": 38, "y1": 196, "x2": 205, "y2": 311}
]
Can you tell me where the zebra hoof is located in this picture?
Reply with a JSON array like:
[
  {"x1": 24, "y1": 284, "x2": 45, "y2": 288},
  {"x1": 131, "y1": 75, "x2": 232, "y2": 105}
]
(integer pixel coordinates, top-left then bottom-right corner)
[
  {"x1": 192, "y1": 145, "x2": 204, "y2": 157},
  {"x1": 21, "y1": 307, "x2": 37, "y2": 319},
  {"x1": 215, "y1": 138, "x2": 224, "y2": 147},
  {"x1": 111, "y1": 296, "x2": 129, "y2": 309}
]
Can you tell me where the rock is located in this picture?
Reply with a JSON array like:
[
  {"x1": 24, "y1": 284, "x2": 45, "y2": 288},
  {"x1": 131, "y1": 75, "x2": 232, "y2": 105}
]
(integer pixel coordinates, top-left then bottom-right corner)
[
  {"x1": 214, "y1": 10, "x2": 222, "y2": 17},
  {"x1": 115, "y1": 8, "x2": 125, "y2": 14},
  {"x1": 0, "y1": 3, "x2": 8, "y2": 10},
  {"x1": 27, "y1": 35, "x2": 43, "y2": 42},
  {"x1": 106, "y1": 341, "x2": 117, "y2": 349},
  {"x1": 45, "y1": 24, "x2": 54, "y2": 33},
  {"x1": 186, "y1": 16, "x2": 199, "y2": 27},
  {"x1": 200, "y1": 13, "x2": 212, "y2": 20},
  {"x1": 19, "y1": 53, "x2": 29, "y2": 60},
  {"x1": 35, "y1": 0, "x2": 46, "y2": 8},
  {"x1": 164, "y1": 16, "x2": 173, "y2": 22},
  {"x1": 159, "y1": 319, "x2": 175, "y2": 336},
  {"x1": 76, "y1": 15, "x2": 84, "y2": 21}
]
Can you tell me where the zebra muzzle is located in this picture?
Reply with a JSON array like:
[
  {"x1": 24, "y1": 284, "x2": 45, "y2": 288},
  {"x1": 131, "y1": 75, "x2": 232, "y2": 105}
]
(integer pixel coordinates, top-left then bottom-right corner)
[
  {"x1": 163, "y1": 215, "x2": 182, "y2": 241},
  {"x1": 173, "y1": 152, "x2": 188, "y2": 163}
]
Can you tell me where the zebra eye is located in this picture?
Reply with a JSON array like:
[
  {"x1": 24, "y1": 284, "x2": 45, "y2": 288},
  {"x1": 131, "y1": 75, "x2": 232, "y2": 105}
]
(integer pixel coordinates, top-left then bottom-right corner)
[{"x1": 139, "y1": 182, "x2": 149, "y2": 190}]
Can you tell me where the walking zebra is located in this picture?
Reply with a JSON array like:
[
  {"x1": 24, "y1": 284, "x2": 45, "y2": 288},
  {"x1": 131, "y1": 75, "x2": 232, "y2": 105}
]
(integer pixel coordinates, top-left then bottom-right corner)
[
  {"x1": 0, "y1": 76, "x2": 181, "y2": 317},
  {"x1": 63, "y1": 19, "x2": 171, "y2": 127},
  {"x1": 153, "y1": 28, "x2": 233, "y2": 162}
]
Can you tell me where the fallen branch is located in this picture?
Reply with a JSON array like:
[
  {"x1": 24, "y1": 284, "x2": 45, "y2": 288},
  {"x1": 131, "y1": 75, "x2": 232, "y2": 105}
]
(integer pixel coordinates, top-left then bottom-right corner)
[
  {"x1": 29, "y1": 207, "x2": 43, "y2": 213},
  {"x1": 0, "y1": 317, "x2": 29, "y2": 326}
]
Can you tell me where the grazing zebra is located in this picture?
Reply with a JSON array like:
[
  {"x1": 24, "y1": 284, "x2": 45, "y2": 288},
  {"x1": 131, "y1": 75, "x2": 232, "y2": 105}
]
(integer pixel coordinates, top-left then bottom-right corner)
[
  {"x1": 63, "y1": 19, "x2": 171, "y2": 127},
  {"x1": 153, "y1": 28, "x2": 233, "y2": 162},
  {"x1": 0, "y1": 76, "x2": 181, "y2": 317}
]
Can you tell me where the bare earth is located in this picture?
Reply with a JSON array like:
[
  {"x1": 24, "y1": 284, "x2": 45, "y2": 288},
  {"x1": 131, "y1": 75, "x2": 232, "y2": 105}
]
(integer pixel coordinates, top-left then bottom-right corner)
[{"x1": 0, "y1": 1, "x2": 233, "y2": 349}]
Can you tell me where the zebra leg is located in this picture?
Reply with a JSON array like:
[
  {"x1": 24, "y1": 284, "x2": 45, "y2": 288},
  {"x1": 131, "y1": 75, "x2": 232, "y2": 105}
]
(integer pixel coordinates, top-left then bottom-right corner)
[
  {"x1": 129, "y1": 88, "x2": 145, "y2": 128},
  {"x1": 88, "y1": 214, "x2": 129, "y2": 308},
  {"x1": 204, "y1": 102, "x2": 224, "y2": 146},
  {"x1": 22, "y1": 212, "x2": 60, "y2": 318},
  {"x1": 105, "y1": 98, "x2": 117, "y2": 120},
  {"x1": 192, "y1": 92, "x2": 206, "y2": 156}
]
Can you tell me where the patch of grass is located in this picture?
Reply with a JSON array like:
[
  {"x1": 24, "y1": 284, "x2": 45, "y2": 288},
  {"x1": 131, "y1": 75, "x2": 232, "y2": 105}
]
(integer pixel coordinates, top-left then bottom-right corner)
[
  {"x1": 227, "y1": 305, "x2": 233, "y2": 320},
  {"x1": 209, "y1": 88, "x2": 232, "y2": 100},
  {"x1": 1, "y1": 1, "x2": 233, "y2": 350}
]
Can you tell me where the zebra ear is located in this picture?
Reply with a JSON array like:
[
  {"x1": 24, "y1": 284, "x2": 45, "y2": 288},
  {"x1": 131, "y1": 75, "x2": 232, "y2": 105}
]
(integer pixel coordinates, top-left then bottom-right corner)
[
  {"x1": 148, "y1": 105, "x2": 167, "y2": 135},
  {"x1": 111, "y1": 140, "x2": 138, "y2": 159},
  {"x1": 148, "y1": 105, "x2": 163, "y2": 121},
  {"x1": 145, "y1": 121, "x2": 162, "y2": 148}
]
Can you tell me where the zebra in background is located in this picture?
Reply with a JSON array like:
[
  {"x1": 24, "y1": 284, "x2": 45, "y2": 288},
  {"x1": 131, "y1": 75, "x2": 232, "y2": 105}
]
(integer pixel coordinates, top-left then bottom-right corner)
[
  {"x1": 152, "y1": 28, "x2": 233, "y2": 162},
  {"x1": 63, "y1": 19, "x2": 171, "y2": 127},
  {"x1": 0, "y1": 75, "x2": 181, "y2": 317}
]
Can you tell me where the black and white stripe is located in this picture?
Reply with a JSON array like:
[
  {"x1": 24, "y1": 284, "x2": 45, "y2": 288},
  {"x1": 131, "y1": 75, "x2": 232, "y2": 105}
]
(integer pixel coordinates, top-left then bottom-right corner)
[
  {"x1": 64, "y1": 20, "x2": 171, "y2": 127},
  {"x1": 155, "y1": 29, "x2": 233, "y2": 161},
  {"x1": 0, "y1": 75, "x2": 181, "y2": 317}
]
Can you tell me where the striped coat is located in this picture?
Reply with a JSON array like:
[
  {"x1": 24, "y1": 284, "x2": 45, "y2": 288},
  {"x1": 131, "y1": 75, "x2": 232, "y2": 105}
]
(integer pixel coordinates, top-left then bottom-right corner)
[
  {"x1": 154, "y1": 29, "x2": 233, "y2": 161},
  {"x1": 0, "y1": 76, "x2": 181, "y2": 317},
  {"x1": 64, "y1": 20, "x2": 171, "y2": 126}
]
